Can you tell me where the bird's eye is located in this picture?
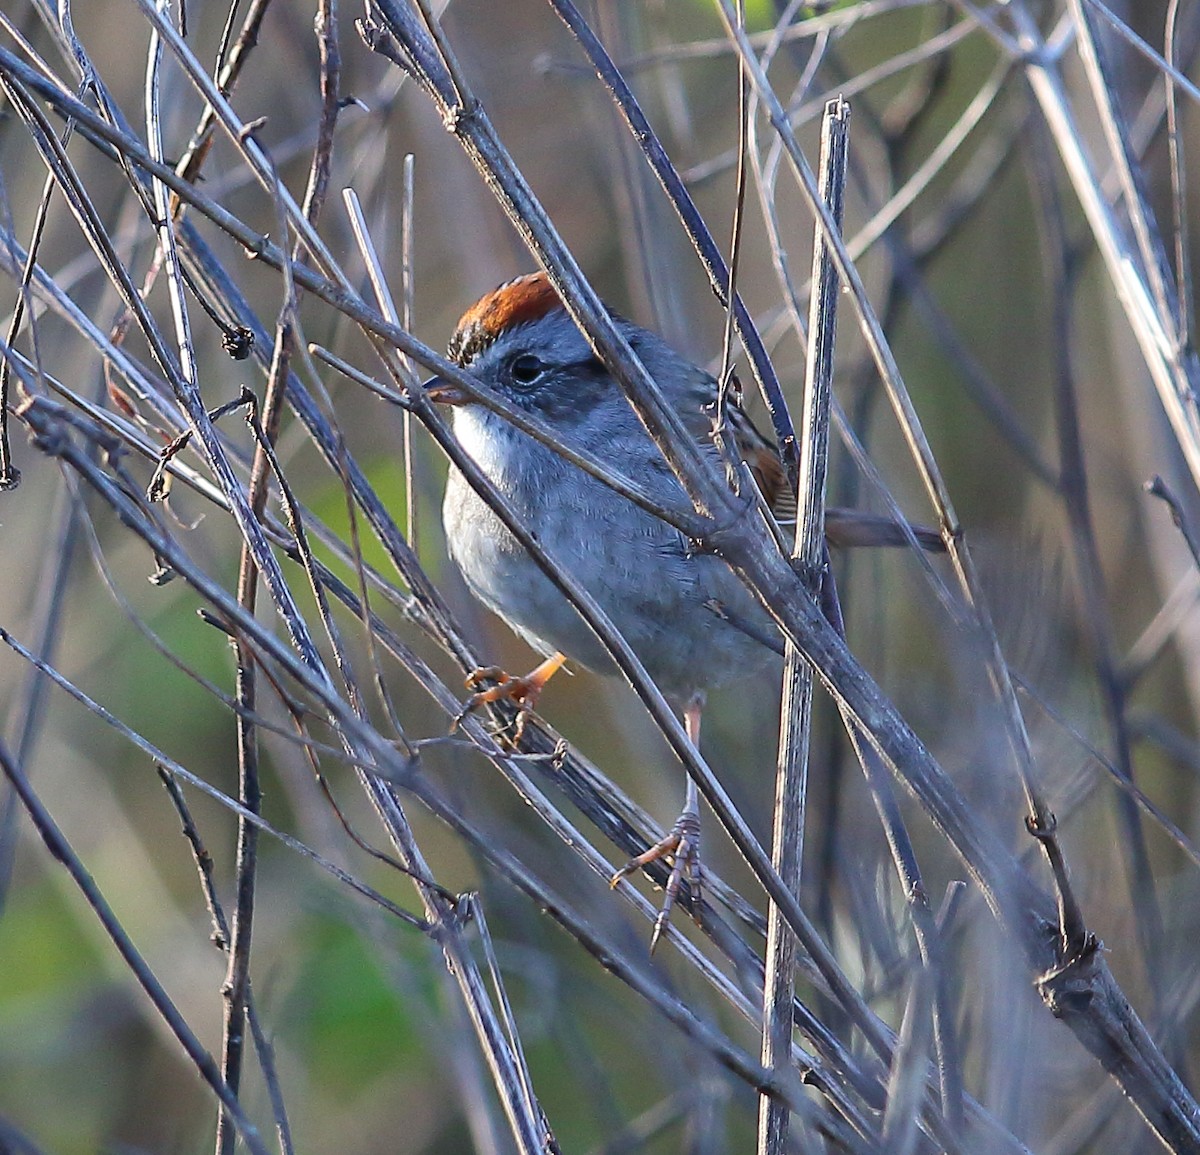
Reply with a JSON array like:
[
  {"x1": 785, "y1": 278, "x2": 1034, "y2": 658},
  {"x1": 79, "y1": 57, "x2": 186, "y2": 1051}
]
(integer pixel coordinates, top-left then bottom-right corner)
[{"x1": 508, "y1": 354, "x2": 546, "y2": 385}]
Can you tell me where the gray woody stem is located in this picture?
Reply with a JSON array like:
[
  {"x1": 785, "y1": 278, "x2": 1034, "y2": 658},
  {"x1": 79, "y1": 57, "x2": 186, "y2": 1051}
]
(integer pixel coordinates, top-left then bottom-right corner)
[{"x1": 758, "y1": 97, "x2": 849, "y2": 1155}]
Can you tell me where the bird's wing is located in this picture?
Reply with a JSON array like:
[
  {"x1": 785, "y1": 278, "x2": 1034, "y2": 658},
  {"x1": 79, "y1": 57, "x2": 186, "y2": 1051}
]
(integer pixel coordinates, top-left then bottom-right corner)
[
  {"x1": 671, "y1": 368, "x2": 798, "y2": 523},
  {"x1": 680, "y1": 374, "x2": 943, "y2": 551}
]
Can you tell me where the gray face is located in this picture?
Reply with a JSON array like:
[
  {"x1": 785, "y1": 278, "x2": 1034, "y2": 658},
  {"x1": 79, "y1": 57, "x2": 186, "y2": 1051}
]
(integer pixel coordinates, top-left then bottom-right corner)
[{"x1": 461, "y1": 307, "x2": 614, "y2": 425}]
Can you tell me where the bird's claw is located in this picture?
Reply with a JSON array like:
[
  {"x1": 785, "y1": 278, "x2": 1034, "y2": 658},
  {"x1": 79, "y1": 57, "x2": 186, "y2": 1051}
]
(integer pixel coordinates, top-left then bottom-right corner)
[
  {"x1": 610, "y1": 808, "x2": 702, "y2": 953},
  {"x1": 452, "y1": 653, "x2": 566, "y2": 743}
]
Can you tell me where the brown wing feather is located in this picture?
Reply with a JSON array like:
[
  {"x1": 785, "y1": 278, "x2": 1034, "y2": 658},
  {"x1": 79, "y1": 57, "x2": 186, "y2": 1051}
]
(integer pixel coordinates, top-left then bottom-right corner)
[
  {"x1": 681, "y1": 369, "x2": 799, "y2": 523},
  {"x1": 728, "y1": 392, "x2": 944, "y2": 552},
  {"x1": 678, "y1": 367, "x2": 945, "y2": 552},
  {"x1": 744, "y1": 435, "x2": 798, "y2": 523}
]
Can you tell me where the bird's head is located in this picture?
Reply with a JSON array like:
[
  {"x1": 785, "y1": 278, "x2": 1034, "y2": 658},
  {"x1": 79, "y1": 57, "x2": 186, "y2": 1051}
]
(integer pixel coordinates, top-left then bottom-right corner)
[{"x1": 427, "y1": 273, "x2": 634, "y2": 424}]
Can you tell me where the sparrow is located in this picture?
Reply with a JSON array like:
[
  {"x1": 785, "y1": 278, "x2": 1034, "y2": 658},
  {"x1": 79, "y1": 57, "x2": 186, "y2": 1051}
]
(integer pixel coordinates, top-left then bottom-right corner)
[{"x1": 428, "y1": 272, "x2": 941, "y2": 946}]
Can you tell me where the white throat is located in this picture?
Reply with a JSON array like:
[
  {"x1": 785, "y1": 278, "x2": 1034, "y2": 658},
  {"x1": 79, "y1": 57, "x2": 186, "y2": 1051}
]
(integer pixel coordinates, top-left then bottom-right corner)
[{"x1": 452, "y1": 406, "x2": 515, "y2": 485}]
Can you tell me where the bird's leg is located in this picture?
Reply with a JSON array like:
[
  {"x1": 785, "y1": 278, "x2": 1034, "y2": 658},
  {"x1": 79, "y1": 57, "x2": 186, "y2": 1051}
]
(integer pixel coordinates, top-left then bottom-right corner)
[
  {"x1": 611, "y1": 696, "x2": 704, "y2": 952},
  {"x1": 453, "y1": 651, "x2": 566, "y2": 742}
]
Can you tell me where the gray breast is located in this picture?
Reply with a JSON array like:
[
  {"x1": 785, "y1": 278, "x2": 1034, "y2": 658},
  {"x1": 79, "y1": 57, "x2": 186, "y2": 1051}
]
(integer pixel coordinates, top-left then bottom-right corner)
[{"x1": 443, "y1": 405, "x2": 776, "y2": 699}]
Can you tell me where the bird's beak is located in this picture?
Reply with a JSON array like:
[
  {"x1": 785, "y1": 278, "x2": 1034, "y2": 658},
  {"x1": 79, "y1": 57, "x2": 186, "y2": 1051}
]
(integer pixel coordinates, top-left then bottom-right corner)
[{"x1": 423, "y1": 374, "x2": 471, "y2": 406}]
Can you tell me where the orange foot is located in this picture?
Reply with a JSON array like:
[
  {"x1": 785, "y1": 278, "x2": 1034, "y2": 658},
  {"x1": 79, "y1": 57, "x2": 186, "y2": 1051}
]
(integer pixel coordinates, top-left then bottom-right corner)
[
  {"x1": 610, "y1": 807, "x2": 701, "y2": 953},
  {"x1": 453, "y1": 652, "x2": 567, "y2": 742}
]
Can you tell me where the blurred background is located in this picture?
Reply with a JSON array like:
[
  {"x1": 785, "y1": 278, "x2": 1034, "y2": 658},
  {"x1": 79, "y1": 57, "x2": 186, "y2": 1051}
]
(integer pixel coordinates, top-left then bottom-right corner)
[{"x1": 2, "y1": 0, "x2": 1200, "y2": 1151}]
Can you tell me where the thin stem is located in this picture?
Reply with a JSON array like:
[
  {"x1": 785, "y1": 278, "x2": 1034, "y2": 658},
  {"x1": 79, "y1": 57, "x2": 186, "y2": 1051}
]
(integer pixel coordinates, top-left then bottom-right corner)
[
  {"x1": 759, "y1": 96, "x2": 848, "y2": 1155},
  {"x1": 0, "y1": 740, "x2": 273, "y2": 1155}
]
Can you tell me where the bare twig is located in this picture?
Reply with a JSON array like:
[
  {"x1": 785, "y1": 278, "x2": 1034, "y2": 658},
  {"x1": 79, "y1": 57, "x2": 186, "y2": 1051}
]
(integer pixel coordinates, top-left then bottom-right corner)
[
  {"x1": 0, "y1": 739, "x2": 273, "y2": 1155},
  {"x1": 759, "y1": 96, "x2": 848, "y2": 1155}
]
